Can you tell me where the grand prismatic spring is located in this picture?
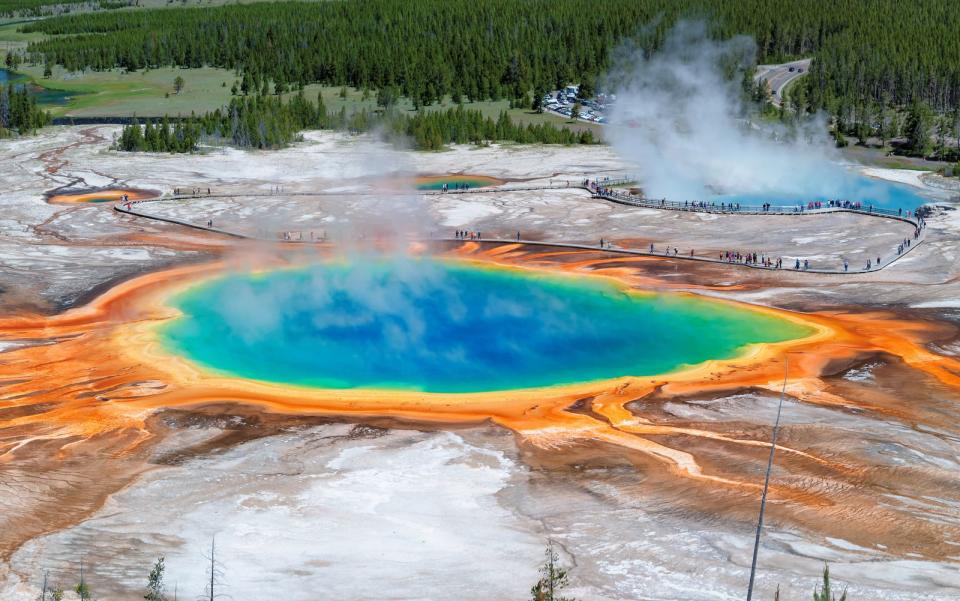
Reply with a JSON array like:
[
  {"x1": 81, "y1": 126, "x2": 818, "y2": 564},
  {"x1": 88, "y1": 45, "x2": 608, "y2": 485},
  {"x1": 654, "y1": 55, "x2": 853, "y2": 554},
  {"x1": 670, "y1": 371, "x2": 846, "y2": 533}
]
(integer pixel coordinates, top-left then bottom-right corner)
[
  {"x1": 2, "y1": 20, "x2": 960, "y2": 595},
  {"x1": 159, "y1": 259, "x2": 813, "y2": 392},
  {"x1": 3, "y1": 199, "x2": 960, "y2": 599},
  {"x1": 2, "y1": 238, "x2": 957, "y2": 466}
]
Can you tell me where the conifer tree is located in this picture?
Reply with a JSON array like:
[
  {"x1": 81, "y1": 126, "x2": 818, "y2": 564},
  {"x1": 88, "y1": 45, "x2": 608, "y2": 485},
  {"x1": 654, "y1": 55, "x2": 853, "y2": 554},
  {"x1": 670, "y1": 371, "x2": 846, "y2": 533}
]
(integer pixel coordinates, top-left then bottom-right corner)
[
  {"x1": 905, "y1": 101, "x2": 933, "y2": 157},
  {"x1": 144, "y1": 556, "x2": 166, "y2": 601},
  {"x1": 530, "y1": 543, "x2": 577, "y2": 601},
  {"x1": 812, "y1": 564, "x2": 847, "y2": 601},
  {"x1": 74, "y1": 560, "x2": 91, "y2": 601}
]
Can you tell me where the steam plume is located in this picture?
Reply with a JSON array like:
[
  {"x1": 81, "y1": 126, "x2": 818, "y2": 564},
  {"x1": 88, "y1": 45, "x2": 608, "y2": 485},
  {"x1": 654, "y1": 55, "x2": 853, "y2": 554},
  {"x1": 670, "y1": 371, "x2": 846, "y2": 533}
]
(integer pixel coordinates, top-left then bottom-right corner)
[{"x1": 607, "y1": 20, "x2": 868, "y2": 203}]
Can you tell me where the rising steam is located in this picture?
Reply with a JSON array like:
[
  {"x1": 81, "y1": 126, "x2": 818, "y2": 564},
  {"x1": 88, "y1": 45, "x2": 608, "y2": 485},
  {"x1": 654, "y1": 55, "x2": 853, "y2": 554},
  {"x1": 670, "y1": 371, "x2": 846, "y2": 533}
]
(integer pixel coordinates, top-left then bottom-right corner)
[{"x1": 606, "y1": 20, "x2": 866, "y2": 203}]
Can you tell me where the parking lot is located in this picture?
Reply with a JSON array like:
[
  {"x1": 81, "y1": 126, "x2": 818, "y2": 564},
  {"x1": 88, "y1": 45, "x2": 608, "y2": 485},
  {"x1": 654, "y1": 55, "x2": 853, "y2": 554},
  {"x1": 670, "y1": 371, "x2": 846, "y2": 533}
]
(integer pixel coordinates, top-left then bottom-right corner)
[{"x1": 543, "y1": 84, "x2": 611, "y2": 124}]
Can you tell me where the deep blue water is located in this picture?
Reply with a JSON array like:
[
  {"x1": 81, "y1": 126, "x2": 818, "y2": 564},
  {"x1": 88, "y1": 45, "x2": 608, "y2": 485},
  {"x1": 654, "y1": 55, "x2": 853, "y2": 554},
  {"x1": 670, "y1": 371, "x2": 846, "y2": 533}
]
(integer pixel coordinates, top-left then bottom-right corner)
[
  {"x1": 0, "y1": 67, "x2": 20, "y2": 84},
  {"x1": 160, "y1": 258, "x2": 812, "y2": 393}
]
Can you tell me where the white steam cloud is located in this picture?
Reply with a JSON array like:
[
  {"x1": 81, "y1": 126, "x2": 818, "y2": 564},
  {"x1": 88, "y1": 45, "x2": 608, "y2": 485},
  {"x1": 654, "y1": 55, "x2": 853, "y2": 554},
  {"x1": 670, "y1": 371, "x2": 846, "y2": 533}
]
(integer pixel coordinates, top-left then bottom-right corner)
[{"x1": 607, "y1": 20, "x2": 859, "y2": 203}]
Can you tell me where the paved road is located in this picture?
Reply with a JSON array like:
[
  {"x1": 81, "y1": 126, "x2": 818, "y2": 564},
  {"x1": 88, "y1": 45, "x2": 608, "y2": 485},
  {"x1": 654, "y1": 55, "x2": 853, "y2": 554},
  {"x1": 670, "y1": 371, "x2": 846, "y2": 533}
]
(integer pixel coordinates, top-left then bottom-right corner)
[{"x1": 755, "y1": 58, "x2": 811, "y2": 106}]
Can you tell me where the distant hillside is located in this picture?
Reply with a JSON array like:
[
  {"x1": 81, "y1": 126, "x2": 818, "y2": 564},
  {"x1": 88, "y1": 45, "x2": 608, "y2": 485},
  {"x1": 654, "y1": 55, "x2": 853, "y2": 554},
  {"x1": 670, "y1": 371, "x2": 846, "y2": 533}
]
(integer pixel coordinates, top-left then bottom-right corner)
[
  {"x1": 0, "y1": 0, "x2": 134, "y2": 18},
  {"x1": 16, "y1": 0, "x2": 960, "y2": 113}
]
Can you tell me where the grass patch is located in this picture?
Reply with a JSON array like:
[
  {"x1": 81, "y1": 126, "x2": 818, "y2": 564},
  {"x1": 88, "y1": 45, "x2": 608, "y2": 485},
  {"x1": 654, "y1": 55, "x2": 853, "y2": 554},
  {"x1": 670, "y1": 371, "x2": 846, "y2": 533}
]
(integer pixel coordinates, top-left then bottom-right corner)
[
  {"x1": 0, "y1": 19, "x2": 46, "y2": 53},
  {"x1": 14, "y1": 64, "x2": 235, "y2": 116},
  {"x1": 4, "y1": 60, "x2": 605, "y2": 146},
  {"x1": 875, "y1": 157, "x2": 937, "y2": 171},
  {"x1": 18, "y1": 66, "x2": 604, "y2": 140}
]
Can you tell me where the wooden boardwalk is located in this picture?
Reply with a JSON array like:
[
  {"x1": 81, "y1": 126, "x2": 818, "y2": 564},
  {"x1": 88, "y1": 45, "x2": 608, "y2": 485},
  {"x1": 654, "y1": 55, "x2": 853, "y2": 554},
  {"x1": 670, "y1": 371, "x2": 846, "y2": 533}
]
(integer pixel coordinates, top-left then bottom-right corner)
[{"x1": 114, "y1": 180, "x2": 927, "y2": 275}]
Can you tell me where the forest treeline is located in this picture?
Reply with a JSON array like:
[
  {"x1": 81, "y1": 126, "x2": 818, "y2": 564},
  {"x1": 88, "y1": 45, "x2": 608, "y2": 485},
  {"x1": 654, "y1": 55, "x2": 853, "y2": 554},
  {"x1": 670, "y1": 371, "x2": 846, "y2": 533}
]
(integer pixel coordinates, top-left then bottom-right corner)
[
  {"x1": 20, "y1": 0, "x2": 960, "y2": 115},
  {"x1": 0, "y1": 84, "x2": 52, "y2": 137},
  {"x1": 0, "y1": 0, "x2": 133, "y2": 18},
  {"x1": 114, "y1": 91, "x2": 597, "y2": 152},
  {"x1": 765, "y1": 74, "x2": 960, "y2": 162}
]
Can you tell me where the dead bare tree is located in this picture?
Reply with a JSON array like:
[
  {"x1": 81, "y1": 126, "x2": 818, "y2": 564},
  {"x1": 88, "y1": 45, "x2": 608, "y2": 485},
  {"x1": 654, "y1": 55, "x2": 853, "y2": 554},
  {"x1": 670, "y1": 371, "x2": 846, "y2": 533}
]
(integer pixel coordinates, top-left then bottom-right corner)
[
  {"x1": 36, "y1": 570, "x2": 48, "y2": 601},
  {"x1": 199, "y1": 536, "x2": 230, "y2": 601}
]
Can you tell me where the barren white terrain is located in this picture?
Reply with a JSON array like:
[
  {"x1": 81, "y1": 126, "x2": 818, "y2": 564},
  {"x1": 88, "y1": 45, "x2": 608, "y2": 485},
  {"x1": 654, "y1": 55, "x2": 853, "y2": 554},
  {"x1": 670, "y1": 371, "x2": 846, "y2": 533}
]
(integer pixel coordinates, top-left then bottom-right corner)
[{"x1": 1, "y1": 126, "x2": 959, "y2": 601}]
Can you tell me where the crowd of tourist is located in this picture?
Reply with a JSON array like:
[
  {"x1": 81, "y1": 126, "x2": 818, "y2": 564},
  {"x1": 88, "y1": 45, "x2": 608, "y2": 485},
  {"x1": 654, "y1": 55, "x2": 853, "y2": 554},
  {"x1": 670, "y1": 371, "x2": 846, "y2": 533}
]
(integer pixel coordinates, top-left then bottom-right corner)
[
  {"x1": 439, "y1": 183, "x2": 474, "y2": 192},
  {"x1": 584, "y1": 178, "x2": 928, "y2": 225},
  {"x1": 443, "y1": 220, "x2": 926, "y2": 274},
  {"x1": 125, "y1": 181, "x2": 928, "y2": 276},
  {"x1": 575, "y1": 177, "x2": 929, "y2": 273}
]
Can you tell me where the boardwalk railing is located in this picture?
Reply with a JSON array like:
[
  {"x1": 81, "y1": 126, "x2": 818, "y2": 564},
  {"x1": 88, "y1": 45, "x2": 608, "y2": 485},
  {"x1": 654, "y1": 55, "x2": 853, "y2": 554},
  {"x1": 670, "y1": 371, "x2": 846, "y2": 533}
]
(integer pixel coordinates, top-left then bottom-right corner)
[
  {"x1": 592, "y1": 186, "x2": 921, "y2": 226},
  {"x1": 113, "y1": 176, "x2": 927, "y2": 274},
  {"x1": 428, "y1": 236, "x2": 925, "y2": 275},
  {"x1": 124, "y1": 174, "x2": 919, "y2": 227}
]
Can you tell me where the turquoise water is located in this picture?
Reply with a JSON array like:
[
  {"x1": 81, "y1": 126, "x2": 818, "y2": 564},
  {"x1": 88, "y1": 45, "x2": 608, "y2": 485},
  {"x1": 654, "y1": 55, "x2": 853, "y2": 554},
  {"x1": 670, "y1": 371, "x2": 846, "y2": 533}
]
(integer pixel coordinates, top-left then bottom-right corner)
[
  {"x1": 0, "y1": 68, "x2": 76, "y2": 106},
  {"x1": 160, "y1": 259, "x2": 812, "y2": 393},
  {"x1": 715, "y1": 172, "x2": 929, "y2": 211},
  {"x1": 416, "y1": 176, "x2": 496, "y2": 190}
]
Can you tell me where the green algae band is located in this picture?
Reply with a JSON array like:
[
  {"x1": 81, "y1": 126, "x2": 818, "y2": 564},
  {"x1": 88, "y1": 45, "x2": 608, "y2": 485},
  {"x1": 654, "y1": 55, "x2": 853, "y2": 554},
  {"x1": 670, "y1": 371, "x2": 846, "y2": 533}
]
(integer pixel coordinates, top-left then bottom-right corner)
[{"x1": 160, "y1": 259, "x2": 813, "y2": 393}]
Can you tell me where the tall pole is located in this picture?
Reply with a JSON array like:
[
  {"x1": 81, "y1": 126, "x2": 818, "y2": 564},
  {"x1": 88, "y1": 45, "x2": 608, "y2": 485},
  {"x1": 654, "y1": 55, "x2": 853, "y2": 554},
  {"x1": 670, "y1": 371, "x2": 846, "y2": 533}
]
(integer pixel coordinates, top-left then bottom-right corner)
[
  {"x1": 209, "y1": 537, "x2": 215, "y2": 601},
  {"x1": 746, "y1": 358, "x2": 789, "y2": 601}
]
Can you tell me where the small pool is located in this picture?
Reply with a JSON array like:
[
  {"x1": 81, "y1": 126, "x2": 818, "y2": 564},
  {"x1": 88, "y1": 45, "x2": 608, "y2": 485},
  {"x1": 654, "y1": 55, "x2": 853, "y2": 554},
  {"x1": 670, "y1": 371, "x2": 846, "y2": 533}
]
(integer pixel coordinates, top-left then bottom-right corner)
[
  {"x1": 415, "y1": 175, "x2": 503, "y2": 191},
  {"x1": 160, "y1": 258, "x2": 813, "y2": 393},
  {"x1": 46, "y1": 188, "x2": 157, "y2": 205},
  {"x1": 0, "y1": 68, "x2": 77, "y2": 106}
]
